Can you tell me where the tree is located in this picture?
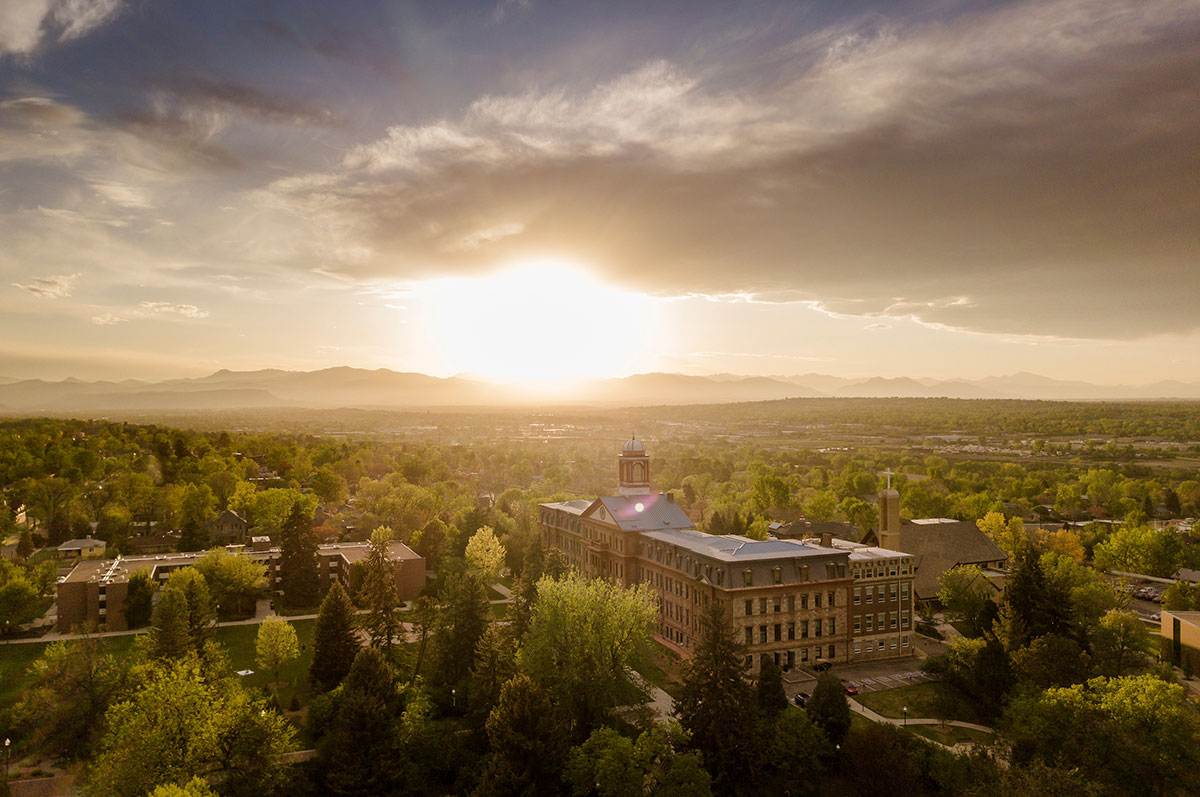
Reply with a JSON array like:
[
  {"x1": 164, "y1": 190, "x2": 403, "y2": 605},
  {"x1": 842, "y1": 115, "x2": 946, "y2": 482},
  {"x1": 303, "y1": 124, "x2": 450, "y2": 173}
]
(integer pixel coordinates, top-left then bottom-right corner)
[
  {"x1": 518, "y1": 573, "x2": 657, "y2": 738},
  {"x1": 123, "y1": 570, "x2": 156, "y2": 629},
  {"x1": 469, "y1": 623, "x2": 515, "y2": 725},
  {"x1": 0, "y1": 576, "x2": 41, "y2": 634},
  {"x1": 310, "y1": 580, "x2": 360, "y2": 692},
  {"x1": 150, "y1": 588, "x2": 191, "y2": 660},
  {"x1": 1004, "y1": 675, "x2": 1200, "y2": 795},
  {"x1": 192, "y1": 548, "x2": 267, "y2": 617},
  {"x1": 1093, "y1": 524, "x2": 1183, "y2": 577},
  {"x1": 149, "y1": 778, "x2": 217, "y2": 797},
  {"x1": 178, "y1": 484, "x2": 217, "y2": 552},
  {"x1": 477, "y1": 674, "x2": 567, "y2": 796},
  {"x1": 675, "y1": 602, "x2": 759, "y2": 796},
  {"x1": 936, "y1": 565, "x2": 994, "y2": 635},
  {"x1": 839, "y1": 723, "x2": 921, "y2": 797},
  {"x1": 15, "y1": 636, "x2": 133, "y2": 758},
  {"x1": 15, "y1": 529, "x2": 32, "y2": 560},
  {"x1": 1010, "y1": 634, "x2": 1091, "y2": 690},
  {"x1": 312, "y1": 466, "x2": 349, "y2": 505},
  {"x1": 977, "y1": 511, "x2": 1028, "y2": 560},
  {"x1": 319, "y1": 648, "x2": 403, "y2": 796},
  {"x1": 87, "y1": 657, "x2": 295, "y2": 797},
  {"x1": 804, "y1": 491, "x2": 838, "y2": 523},
  {"x1": 1004, "y1": 547, "x2": 1073, "y2": 643},
  {"x1": 464, "y1": 525, "x2": 506, "y2": 582},
  {"x1": 758, "y1": 709, "x2": 827, "y2": 795},
  {"x1": 756, "y1": 656, "x2": 788, "y2": 716},
  {"x1": 806, "y1": 673, "x2": 851, "y2": 748},
  {"x1": 361, "y1": 526, "x2": 401, "y2": 653},
  {"x1": 1091, "y1": 609, "x2": 1151, "y2": 676},
  {"x1": 563, "y1": 726, "x2": 641, "y2": 796},
  {"x1": 431, "y1": 572, "x2": 491, "y2": 701},
  {"x1": 256, "y1": 617, "x2": 300, "y2": 694},
  {"x1": 839, "y1": 497, "x2": 877, "y2": 535},
  {"x1": 161, "y1": 568, "x2": 214, "y2": 652},
  {"x1": 278, "y1": 501, "x2": 320, "y2": 609}
]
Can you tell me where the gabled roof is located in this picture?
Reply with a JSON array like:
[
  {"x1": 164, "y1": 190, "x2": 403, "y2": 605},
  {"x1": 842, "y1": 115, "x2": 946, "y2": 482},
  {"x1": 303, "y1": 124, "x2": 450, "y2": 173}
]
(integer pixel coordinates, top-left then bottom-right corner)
[
  {"x1": 216, "y1": 509, "x2": 246, "y2": 523},
  {"x1": 584, "y1": 494, "x2": 695, "y2": 532},
  {"x1": 58, "y1": 538, "x2": 104, "y2": 550},
  {"x1": 864, "y1": 518, "x2": 1006, "y2": 597}
]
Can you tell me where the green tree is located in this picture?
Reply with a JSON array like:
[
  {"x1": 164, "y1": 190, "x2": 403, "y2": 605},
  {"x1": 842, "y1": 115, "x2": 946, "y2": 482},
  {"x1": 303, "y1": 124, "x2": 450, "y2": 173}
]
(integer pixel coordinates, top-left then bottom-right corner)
[
  {"x1": 311, "y1": 466, "x2": 349, "y2": 505},
  {"x1": 477, "y1": 674, "x2": 567, "y2": 796},
  {"x1": 149, "y1": 777, "x2": 217, "y2": 797},
  {"x1": 256, "y1": 617, "x2": 300, "y2": 694},
  {"x1": 15, "y1": 636, "x2": 133, "y2": 758},
  {"x1": 431, "y1": 572, "x2": 491, "y2": 701},
  {"x1": 1091, "y1": 609, "x2": 1151, "y2": 676},
  {"x1": 804, "y1": 491, "x2": 838, "y2": 523},
  {"x1": 758, "y1": 709, "x2": 828, "y2": 796},
  {"x1": 178, "y1": 484, "x2": 217, "y2": 552},
  {"x1": 1004, "y1": 675, "x2": 1200, "y2": 795},
  {"x1": 756, "y1": 656, "x2": 788, "y2": 716},
  {"x1": 87, "y1": 657, "x2": 294, "y2": 797},
  {"x1": 361, "y1": 526, "x2": 401, "y2": 653},
  {"x1": 319, "y1": 648, "x2": 403, "y2": 796},
  {"x1": 1093, "y1": 524, "x2": 1183, "y2": 577},
  {"x1": 310, "y1": 580, "x2": 360, "y2": 692},
  {"x1": 192, "y1": 548, "x2": 267, "y2": 617},
  {"x1": 675, "y1": 602, "x2": 759, "y2": 796},
  {"x1": 936, "y1": 565, "x2": 993, "y2": 636},
  {"x1": 150, "y1": 588, "x2": 191, "y2": 660},
  {"x1": 1010, "y1": 634, "x2": 1091, "y2": 690},
  {"x1": 278, "y1": 501, "x2": 320, "y2": 609},
  {"x1": 469, "y1": 623, "x2": 515, "y2": 725},
  {"x1": 161, "y1": 567, "x2": 214, "y2": 652},
  {"x1": 15, "y1": 529, "x2": 33, "y2": 560},
  {"x1": 806, "y1": 673, "x2": 851, "y2": 748},
  {"x1": 518, "y1": 573, "x2": 657, "y2": 738},
  {"x1": 0, "y1": 575, "x2": 40, "y2": 634},
  {"x1": 464, "y1": 525, "x2": 506, "y2": 582},
  {"x1": 123, "y1": 570, "x2": 156, "y2": 629}
]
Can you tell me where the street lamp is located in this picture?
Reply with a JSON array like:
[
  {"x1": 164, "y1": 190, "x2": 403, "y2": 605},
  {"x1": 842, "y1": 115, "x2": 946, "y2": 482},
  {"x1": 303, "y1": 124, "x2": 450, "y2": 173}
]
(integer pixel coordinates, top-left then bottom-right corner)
[
  {"x1": 451, "y1": 688, "x2": 456, "y2": 710},
  {"x1": 5, "y1": 737, "x2": 10, "y2": 781},
  {"x1": 903, "y1": 706, "x2": 908, "y2": 728}
]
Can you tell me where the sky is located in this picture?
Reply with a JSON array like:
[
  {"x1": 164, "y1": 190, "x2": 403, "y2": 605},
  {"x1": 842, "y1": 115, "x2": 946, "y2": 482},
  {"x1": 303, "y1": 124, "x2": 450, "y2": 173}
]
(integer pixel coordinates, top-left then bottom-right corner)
[{"x1": 2, "y1": 0, "x2": 1198, "y2": 384}]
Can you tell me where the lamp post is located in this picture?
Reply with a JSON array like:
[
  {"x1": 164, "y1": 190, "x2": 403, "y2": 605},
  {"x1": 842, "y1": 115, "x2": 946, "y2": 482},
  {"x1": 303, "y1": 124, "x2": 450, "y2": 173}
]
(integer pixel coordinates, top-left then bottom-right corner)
[
  {"x1": 5, "y1": 736, "x2": 10, "y2": 781},
  {"x1": 903, "y1": 706, "x2": 908, "y2": 728}
]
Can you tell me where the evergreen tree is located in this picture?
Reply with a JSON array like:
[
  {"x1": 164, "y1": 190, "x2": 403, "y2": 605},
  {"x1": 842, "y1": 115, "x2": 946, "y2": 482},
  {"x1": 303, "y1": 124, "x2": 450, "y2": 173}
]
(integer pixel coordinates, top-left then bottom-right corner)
[
  {"x1": 1006, "y1": 547, "x2": 1073, "y2": 643},
  {"x1": 468, "y1": 623, "x2": 515, "y2": 726},
  {"x1": 430, "y1": 572, "x2": 490, "y2": 701},
  {"x1": 676, "y1": 602, "x2": 759, "y2": 795},
  {"x1": 16, "y1": 529, "x2": 33, "y2": 560},
  {"x1": 756, "y1": 656, "x2": 788, "y2": 716},
  {"x1": 162, "y1": 568, "x2": 214, "y2": 652},
  {"x1": 150, "y1": 588, "x2": 191, "y2": 660},
  {"x1": 278, "y1": 501, "x2": 320, "y2": 610},
  {"x1": 310, "y1": 580, "x2": 360, "y2": 692},
  {"x1": 319, "y1": 648, "x2": 403, "y2": 796},
  {"x1": 361, "y1": 526, "x2": 401, "y2": 653},
  {"x1": 476, "y1": 674, "x2": 566, "y2": 796},
  {"x1": 124, "y1": 570, "x2": 156, "y2": 629},
  {"x1": 806, "y1": 674, "x2": 851, "y2": 748}
]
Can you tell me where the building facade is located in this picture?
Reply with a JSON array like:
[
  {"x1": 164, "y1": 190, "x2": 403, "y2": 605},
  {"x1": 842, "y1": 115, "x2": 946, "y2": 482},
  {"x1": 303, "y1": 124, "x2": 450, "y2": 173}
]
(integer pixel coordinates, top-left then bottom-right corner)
[
  {"x1": 57, "y1": 539, "x2": 425, "y2": 633},
  {"x1": 539, "y1": 438, "x2": 915, "y2": 674}
]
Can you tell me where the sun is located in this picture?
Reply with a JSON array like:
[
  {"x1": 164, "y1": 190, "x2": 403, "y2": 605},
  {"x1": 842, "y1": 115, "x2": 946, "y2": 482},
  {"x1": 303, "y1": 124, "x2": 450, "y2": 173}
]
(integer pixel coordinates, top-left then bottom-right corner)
[{"x1": 417, "y1": 259, "x2": 653, "y2": 383}]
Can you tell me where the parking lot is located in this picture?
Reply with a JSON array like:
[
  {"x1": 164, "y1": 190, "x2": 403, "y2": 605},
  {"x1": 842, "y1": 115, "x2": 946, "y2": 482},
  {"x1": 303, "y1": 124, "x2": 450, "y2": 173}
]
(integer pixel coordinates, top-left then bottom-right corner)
[{"x1": 850, "y1": 670, "x2": 935, "y2": 694}]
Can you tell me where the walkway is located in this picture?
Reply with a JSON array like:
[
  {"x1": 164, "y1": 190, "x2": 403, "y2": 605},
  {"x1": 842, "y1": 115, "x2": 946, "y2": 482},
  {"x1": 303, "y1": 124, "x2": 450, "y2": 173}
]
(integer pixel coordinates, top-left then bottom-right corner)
[{"x1": 848, "y1": 697, "x2": 995, "y2": 734}]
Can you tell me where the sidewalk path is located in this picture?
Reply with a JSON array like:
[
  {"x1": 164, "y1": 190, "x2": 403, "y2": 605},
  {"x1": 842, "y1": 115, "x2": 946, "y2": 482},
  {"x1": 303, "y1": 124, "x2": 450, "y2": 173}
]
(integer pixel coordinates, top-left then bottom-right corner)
[
  {"x1": 489, "y1": 582, "x2": 514, "y2": 600},
  {"x1": 848, "y1": 697, "x2": 995, "y2": 734}
]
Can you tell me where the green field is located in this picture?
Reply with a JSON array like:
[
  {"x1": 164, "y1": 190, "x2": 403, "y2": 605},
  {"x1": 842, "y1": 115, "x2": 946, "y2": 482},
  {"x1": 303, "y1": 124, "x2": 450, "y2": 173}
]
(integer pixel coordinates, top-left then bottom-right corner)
[
  {"x1": 636, "y1": 640, "x2": 685, "y2": 699},
  {"x1": 855, "y1": 681, "x2": 987, "y2": 726}
]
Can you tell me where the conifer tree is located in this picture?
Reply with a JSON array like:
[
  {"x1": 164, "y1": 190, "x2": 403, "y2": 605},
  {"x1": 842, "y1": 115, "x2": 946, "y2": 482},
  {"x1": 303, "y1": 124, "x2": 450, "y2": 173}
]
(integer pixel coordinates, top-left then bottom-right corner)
[
  {"x1": 476, "y1": 674, "x2": 566, "y2": 795},
  {"x1": 361, "y1": 526, "x2": 400, "y2": 653},
  {"x1": 807, "y1": 674, "x2": 851, "y2": 748},
  {"x1": 278, "y1": 501, "x2": 319, "y2": 610},
  {"x1": 310, "y1": 580, "x2": 360, "y2": 692},
  {"x1": 319, "y1": 648, "x2": 402, "y2": 796},
  {"x1": 756, "y1": 656, "x2": 788, "y2": 716},
  {"x1": 150, "y1": 588, "x2": 191, "y2": 660},
  {"x1": 676, "y1": 601, "x2": 759, "y2": 795}
]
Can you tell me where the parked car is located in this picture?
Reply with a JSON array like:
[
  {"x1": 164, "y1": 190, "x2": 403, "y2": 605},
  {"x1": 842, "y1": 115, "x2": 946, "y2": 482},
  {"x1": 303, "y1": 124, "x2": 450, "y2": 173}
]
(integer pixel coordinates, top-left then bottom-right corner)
[
  {"x1": 792, "y1": 692, "x2": 810, "y2": 708},
  {"x1": 841, "y1": 679, "x2": 859, "y2": 696},
  {"x1": 1151, "y1": 612, "x2": 1161, "y2": 621},
  {"x1": 812, "y1": 661, "x2": 833, "y2": 673}
]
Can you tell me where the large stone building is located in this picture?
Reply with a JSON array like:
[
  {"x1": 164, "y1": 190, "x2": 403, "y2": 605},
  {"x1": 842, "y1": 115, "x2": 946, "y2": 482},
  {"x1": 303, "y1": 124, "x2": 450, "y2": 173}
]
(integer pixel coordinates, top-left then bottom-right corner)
[
  {"x1": 57, "y1": 539, "x2": 425, "y2": 633},
  {"x1": 540, "y1": 438, "x2": 915, "y2": 674}
]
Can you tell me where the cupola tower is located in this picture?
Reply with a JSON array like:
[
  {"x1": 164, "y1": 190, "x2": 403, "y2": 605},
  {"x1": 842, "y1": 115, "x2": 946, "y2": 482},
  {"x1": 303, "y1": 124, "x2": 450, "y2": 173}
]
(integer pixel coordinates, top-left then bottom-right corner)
[{"x1": 617, "y1": 434, "x2": 651, "y2": 496}]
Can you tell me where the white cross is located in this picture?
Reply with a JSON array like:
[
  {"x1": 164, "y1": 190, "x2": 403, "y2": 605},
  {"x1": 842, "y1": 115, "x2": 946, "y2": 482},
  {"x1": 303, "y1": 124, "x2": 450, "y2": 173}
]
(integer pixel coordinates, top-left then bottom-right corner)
[{"x1": 883, "y1": 468, "x2": 894, "y2": 489}]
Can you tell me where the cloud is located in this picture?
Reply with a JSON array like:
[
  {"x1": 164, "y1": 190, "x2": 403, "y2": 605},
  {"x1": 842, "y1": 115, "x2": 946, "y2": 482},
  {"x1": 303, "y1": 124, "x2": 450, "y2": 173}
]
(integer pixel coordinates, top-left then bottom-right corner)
[
  {"x1": 12, "y1": 273, "x2": 79, "y2": 298},
  {"x1": 256, "y1": 0, "x2": 1200, "y2": 341},
  {"x1": 164, "y1": 77, "x2": 342, "y2": 128},
  {"x1": 493, "y1": 0, "x2": 532, "y2": 24},
  {"x1": 90, "y1": 312, "x2": 124, "y2": 325},
  {"x1": 0, "y1": 0, "x2": 123, "y2": 55},
  {"x1": 138, "y1": 301, "x2": 209, "y2": 319}
]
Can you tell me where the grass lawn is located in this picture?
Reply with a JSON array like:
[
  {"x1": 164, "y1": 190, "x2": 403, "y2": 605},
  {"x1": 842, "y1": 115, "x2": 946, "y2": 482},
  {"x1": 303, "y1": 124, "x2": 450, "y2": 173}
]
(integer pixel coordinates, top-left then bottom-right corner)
[
  {"x1": 907, "y1": 723, "x2": 994, "y2": 747},
  {"x1": 0, "y1": 633, "x2": 144, "y2": 711},
  {"x1": 948, "y1": 620, "x2": 977, "y2": 638},
  {"x1": 636, "y1": 640, "x2": 685, "y2": 699},
  {"x1": 856, "y1": 682, "x2": 987, "y2": 726},
  {"x1": 216, "y1": 618, "x2": 317, "y2": 710}
]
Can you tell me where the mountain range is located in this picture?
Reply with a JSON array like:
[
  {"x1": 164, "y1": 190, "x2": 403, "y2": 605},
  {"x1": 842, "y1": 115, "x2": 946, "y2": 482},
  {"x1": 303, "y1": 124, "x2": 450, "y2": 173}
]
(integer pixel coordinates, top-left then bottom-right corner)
[{"x1": 1, "y1": 368, "x2": 1199, "y2": 413}]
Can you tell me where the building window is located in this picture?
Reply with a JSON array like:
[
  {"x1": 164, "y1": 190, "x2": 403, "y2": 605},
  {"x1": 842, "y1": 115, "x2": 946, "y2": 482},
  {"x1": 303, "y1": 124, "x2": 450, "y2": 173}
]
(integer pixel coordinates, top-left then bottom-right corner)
[
  {"x1": 865, "y1": 588, "x2": 873, "y2": 604},
  {"x1": 773, "y1": 597, "x2": 781, "y2": 613},
  {"x1": 828, "y1": 591, "x2": 835, "y2": 607},
  {"x1": 815, "y1": 619, "x2": 823, "y2": 637},
  {"x1": 854, "y1": 588, "x2": 861, "y2": 605},
  {"x1": 814, "y1": 593, "x2": 822, "y2": 609},
  {"x1": 854, "y1": 641, "x2": 862, "y2": 654},
  {"x1": 890, "y1": 612, "x2": 897, "y2": 629},
  {"x1": 890, "y1": 584, "x2": 898, "y2": 601},
  {"x1": 743, "y1": 569, "x2": 753, "y2": 587},
  {"x1": 902, "y1": 610, "x2": 910, "y2": 628},
  {"x1": 829, "y1": 644, "x2": 835, "y2": 658},
  {"x1": 760, "y1": 626, "x2": 768, "y2": 643},
  {"x1": 745, "y1": 599, "x2": 753, "y2": 616},
  {"x1": 854, "y1": 614, "x2": 862, "y2": 633},
  {"x1": 759, "y1": 597, "x2": 767, "y2": 614},
  {"x1": 800, "y1": 594, "x2": 808, "y2": 610},
  {"x1": 774, "y1": 624, "x2": 782, "y2": 642},
  {"x1": 878, "y1": 613, "x2": 885, "y2": 629},
  {"x1": 801, "y1": 565, "x2": 809, "y2": 581},
  {"x1": 815, "y1": 646, "x2": 823, "y2": 659},
  {"x1": 866, "y1": 640, "x2": 873, "y2": 652},
  {"x1": 866, "y1": 616, "x2": 874, "y2": 632},
  {"x1": 788, "y1": 622, "x2": 795, "y2": 640},
  {"x1": 773, "y1": 566, "x2": 782, "y2": 584},
  {"x1": 902, "y1": 635, "x2": 909, "y2": 647},
  {"x1": 801, "y1": 620, "x2": 809, "y2": 638},
  {"x1": 745, "y1": 627, "x2": 753, "y2": 644},
  {"x1": 829, "y1": 618, "x2": 836, "y2": 635},
  {"x1": 801, "y1": 647, "x2": 809, "y2": 662},
  {"x1": 901, "y1": 584, "x2": 909, "y2": 600}
]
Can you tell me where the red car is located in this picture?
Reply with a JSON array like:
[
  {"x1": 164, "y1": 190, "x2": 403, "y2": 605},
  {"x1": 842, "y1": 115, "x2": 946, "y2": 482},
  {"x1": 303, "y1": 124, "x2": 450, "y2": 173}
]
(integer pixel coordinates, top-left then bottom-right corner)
[{"x1": 841, "y1": 679, "x2": 859, "y2": 696}]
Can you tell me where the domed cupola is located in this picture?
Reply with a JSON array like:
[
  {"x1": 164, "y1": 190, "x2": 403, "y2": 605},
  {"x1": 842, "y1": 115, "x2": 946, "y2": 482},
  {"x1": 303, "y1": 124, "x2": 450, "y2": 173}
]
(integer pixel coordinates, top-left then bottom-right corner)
[{"x1": 618, "y1": 434, "x2": 650, "y2": 496}]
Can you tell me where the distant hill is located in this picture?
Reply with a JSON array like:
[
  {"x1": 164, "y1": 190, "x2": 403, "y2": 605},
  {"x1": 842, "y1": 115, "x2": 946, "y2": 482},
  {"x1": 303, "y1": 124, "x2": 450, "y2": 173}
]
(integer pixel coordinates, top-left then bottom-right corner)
[{"x1": 0, "y1": 367, "x2": 1197, "y2": 413}]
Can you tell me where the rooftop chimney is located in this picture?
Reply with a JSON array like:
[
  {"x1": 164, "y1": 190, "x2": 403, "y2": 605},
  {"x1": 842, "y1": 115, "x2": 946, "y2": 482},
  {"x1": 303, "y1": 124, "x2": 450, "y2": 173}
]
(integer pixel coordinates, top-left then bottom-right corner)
[{"x1": 820, "y1": 532, "x2": 833, "y2": 548}]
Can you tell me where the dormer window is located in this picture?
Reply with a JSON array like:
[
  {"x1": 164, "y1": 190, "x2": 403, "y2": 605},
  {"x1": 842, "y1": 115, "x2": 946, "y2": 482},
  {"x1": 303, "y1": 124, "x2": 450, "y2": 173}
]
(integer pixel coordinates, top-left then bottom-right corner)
[
  {"x1": 773, "y1": 566, "x2": 782, "y2": 585},
  {"x1": 743, "y1": 569, "x2": 753, "y2": 587}
]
